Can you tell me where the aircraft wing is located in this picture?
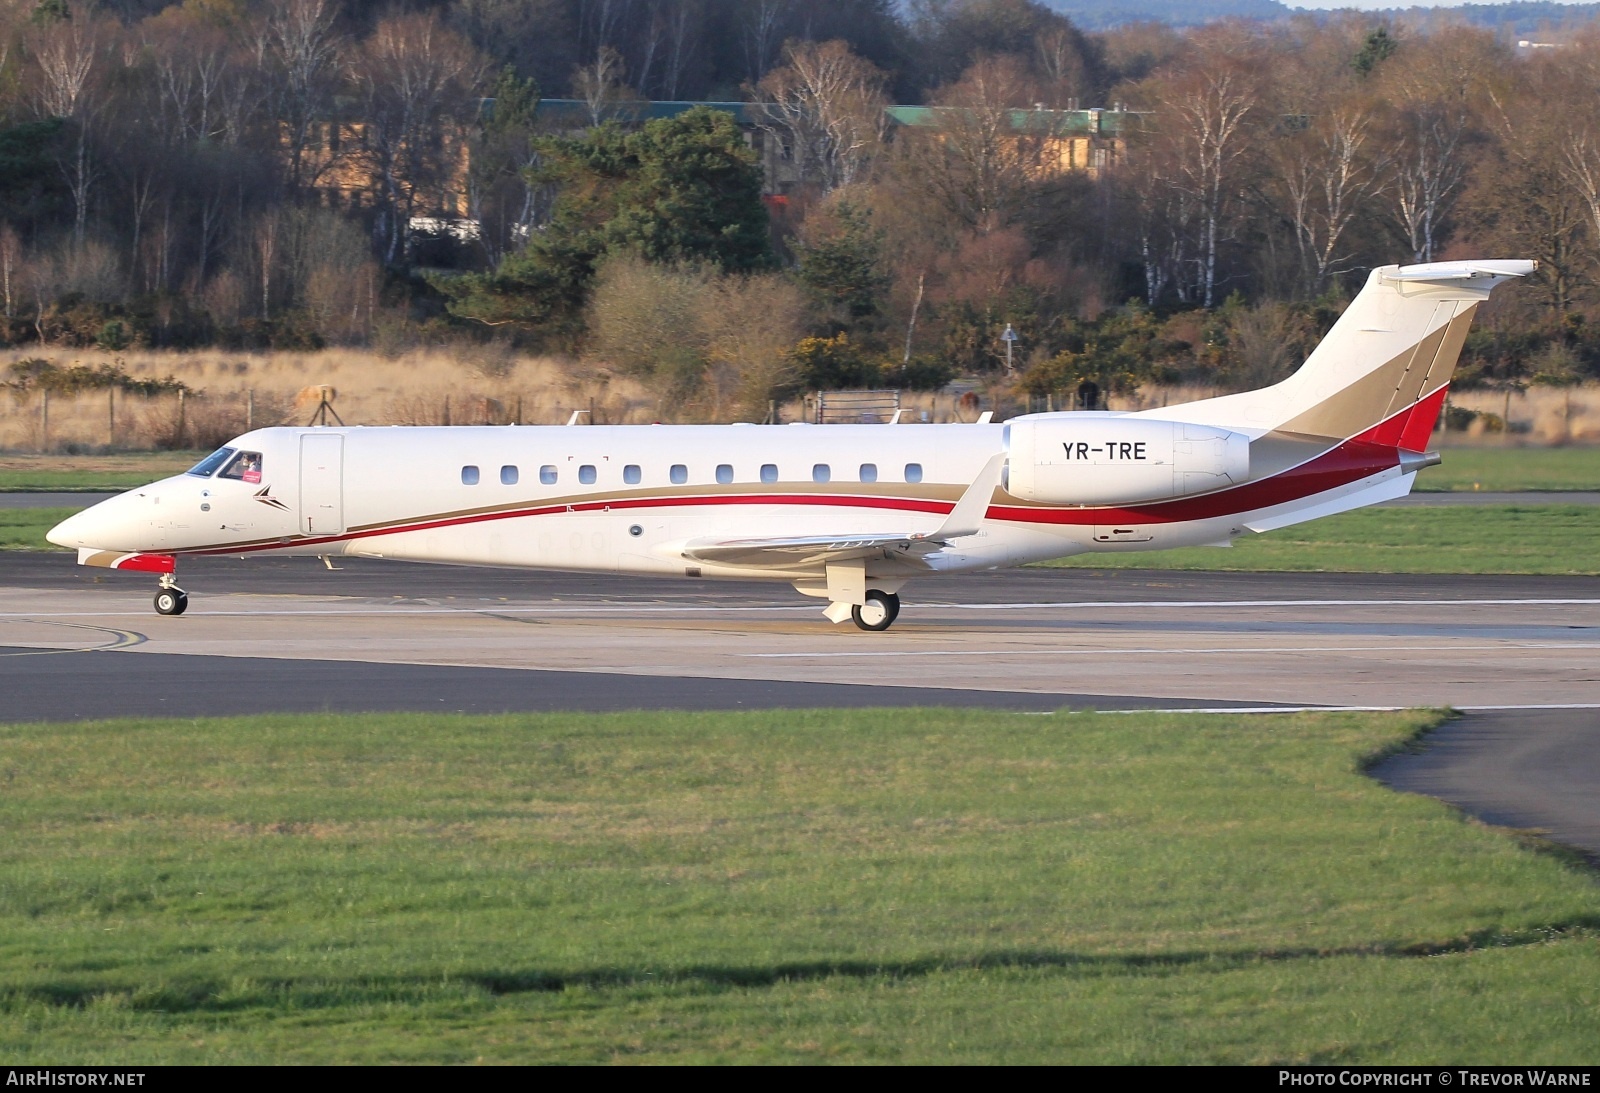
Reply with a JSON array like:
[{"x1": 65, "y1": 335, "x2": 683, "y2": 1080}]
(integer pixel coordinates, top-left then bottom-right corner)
[
  {"x1": 681, "y1": 532, "x2": 950, "y2": 568},
  {"x1": 679, "y1": 452, "x2": 1007, "y2": 570}
]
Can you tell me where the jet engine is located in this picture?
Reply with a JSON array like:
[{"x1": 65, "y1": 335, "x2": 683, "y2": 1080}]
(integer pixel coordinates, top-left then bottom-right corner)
[{"x1": 1005, "y1": 415, "x2": 1250, "y2": 505}]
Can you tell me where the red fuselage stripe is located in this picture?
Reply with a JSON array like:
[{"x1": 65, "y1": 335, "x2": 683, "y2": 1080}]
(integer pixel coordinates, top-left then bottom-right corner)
[
  {"x1": 191, "y1": 437, "x2": 1411, "y2": 557},
  {"x1": 189, "y1": 394, "x2": 1442, "y2": 557}
]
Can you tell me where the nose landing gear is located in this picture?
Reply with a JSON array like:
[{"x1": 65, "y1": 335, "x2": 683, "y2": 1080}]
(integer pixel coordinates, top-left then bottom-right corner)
[{"x1": 153, "y1": 572, "x2": 188, "y2": 616}]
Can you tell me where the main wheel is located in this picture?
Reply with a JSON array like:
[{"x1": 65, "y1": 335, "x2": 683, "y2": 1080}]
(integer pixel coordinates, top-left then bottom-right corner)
[
  {"x1": 154, "y1": 589, "x2": 188, "y2": 616},
  {"x1": 851, "y1": 590, "x2": 900, "y2": 632}
]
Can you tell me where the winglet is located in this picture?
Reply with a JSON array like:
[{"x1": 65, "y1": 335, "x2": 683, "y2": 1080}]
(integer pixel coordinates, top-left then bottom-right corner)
[{"x1": 926, "y1": 452, "x2": 1006, "y2": 541}]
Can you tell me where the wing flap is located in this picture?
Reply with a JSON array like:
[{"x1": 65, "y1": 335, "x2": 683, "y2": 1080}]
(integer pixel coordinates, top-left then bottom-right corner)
[
  {"x1": 682, "y1": 533, "x2": 945, "y2": 568},
  {"x1": 679, "y1": 452, "x2": 1010, "y2": 570}
]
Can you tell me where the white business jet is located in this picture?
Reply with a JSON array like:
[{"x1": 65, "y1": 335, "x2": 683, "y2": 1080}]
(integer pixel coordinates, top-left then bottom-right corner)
[{"x1": 48, "y1": 259, "x2": 1532, "y2": 631}]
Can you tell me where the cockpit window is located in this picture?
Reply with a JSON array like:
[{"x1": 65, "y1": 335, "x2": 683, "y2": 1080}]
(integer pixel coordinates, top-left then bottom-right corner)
[
  {"x1": 218, "y1": 451, "x2": 264, "y2": 483},
  {"x1": 187, "y1": 447, "x2": 236, "y2": 477}
]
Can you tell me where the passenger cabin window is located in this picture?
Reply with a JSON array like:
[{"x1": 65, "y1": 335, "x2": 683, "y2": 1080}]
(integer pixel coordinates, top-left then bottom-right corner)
[
  {"x1": 670, "y1": 464, "x2": 688, "y2": 485},
  {"x1": 623, "y1": 464, "x2": 641, "y2": 485},
  {"x1": 859, "y1": 463, "x2": 878, "y2": 483},
  {"x1": 813, "y1": 464, "x2": 831, "y2": 483},
  {"x1": 187, "y1": 447, "x2": 235, "y2": 477},
  {"x1": 578, "y1": 464, "x2": 597, "y2": 485},
  {"x1": 760, "y1": 464, "x2": 778, "y2": 483},
  {"x1": 540, "y1": 465, "x2": 557, "y2": 485},
  {"x1": 500, "y1": 465, "x2": 518, "y2": 485},
  {"x1": 461, "y1": 465, "x2": 480, "y2": 485},
  {"x1": 218, "y1": 451, "x2": 264, "y2": 484},
  {"x1": 716, "y1": 464, "x2": 734, "y2": 484},
  {"x1": 905, "y1": 463, "x2": 923, "y2": 483}
]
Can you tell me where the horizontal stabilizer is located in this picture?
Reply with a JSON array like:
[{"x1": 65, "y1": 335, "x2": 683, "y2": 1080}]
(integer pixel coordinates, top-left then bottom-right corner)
[{"x1": 1382, "y1": 260, "x2": 1537, "y2": 282}]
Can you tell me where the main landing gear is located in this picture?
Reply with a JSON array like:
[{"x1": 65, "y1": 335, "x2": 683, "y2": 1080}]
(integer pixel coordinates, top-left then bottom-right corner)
[
  {"x1": 153, "y1": 572, "x2": 188, "y2": 616},
  {"x1": 851, "y1": 590, "x2": 900, "y2": 632}
]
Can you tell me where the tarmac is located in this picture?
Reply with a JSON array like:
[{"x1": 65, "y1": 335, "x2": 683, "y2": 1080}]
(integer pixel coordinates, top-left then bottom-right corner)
[{"x1": 2, "y1": 551, "x2": 1598, "y2": 858}]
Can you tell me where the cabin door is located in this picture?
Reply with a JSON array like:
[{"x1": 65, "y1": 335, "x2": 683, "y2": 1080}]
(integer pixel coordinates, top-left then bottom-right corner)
[{"x1": 299, "y1": 433, "x2": 345, "y2": 536}]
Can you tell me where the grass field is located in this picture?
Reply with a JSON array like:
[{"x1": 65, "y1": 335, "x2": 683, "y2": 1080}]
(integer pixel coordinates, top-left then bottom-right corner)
[
  {"x1": 8, "y1": 503, "x2": 1599, "y2": 576},
  {"x1": 0, "y1": 507, "x2": 77, "y2": 551},
  {"x1": 0, "y1": 452, "x2": 202, "y2": 491},
  {"x1": 0, "y1": 708, "x2": 1595, "y2": 1064},
  {"x1": 1042, "y1": 504, "x2": 1600, "y2": 575},
  {"x1": 1420, "y1": 447, "x2": 1600, "y2": 491}
]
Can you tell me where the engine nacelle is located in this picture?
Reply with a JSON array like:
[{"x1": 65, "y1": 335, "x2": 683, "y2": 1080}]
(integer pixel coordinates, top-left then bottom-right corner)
[{"x1": 1006, "y1": 414, "x2": 1250, "y2": 505}]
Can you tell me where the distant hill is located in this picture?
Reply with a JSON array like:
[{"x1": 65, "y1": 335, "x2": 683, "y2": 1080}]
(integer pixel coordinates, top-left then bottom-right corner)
[
  {"x1": 1042, "y1": 0, "x2": 1290, "y2": 29},
  {"x1": 1044, "y1": 0, "x2": 1600, "y2": 33}
]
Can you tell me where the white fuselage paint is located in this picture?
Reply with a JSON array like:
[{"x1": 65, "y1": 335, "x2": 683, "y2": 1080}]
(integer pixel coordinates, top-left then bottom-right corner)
[{"x1": 51, "y1": 420, "x2": 1405, "y2": 583}]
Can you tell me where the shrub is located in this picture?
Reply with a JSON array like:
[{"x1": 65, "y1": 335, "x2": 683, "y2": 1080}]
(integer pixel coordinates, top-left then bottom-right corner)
[
  {"x1": 885, "y1": 355, "x2": 956, "y2": 392},
  {"x1": 789, "y1": 333, "x2": 880, "y2": 391},
  {"x1": 587, "y1": 255, "x2": 804, "y2": 420}
]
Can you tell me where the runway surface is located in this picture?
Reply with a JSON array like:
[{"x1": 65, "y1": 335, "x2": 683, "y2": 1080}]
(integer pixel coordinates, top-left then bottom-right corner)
[
  {"x1": 0, "y1": 492, "x2": 116, "y2": 507},
  {"x1": 1373, "y1": 709, "x2": 1600, "y2": 863},
  {"x1": 3, "y1": 551, "x2": 1599, "y2": 857}
]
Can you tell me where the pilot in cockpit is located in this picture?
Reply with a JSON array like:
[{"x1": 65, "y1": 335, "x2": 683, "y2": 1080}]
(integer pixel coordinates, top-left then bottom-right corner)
[{"x1": 220, "y1": 452, "x2": 263, "y2": 484}]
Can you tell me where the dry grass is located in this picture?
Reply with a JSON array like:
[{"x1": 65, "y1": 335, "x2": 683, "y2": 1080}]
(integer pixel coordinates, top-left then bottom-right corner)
[
  {"x1": 0, "y1": 347, "x2": 663, "y2": 451},
  {"x1": 7, "y1": 345, "x2": 1600, "y2": 452},
  {"x1": 1445, "y1": 386, "x2": 1600, "y2": 445},
  {"x1": 0, "y1": 347, "x2": 1003, "y2": 450}
]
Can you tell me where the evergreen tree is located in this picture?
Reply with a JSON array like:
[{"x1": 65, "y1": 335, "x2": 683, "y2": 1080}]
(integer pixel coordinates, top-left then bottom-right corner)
[
  {"x1": 795, "y1": 201, "x2": 890, "y2": 325},
  {"x1": 1352, "y1": 28, "x2": 1397, "y2": 78},
  {"x1": 435, "y1": 105, "x2": 771, "y2": 339}
]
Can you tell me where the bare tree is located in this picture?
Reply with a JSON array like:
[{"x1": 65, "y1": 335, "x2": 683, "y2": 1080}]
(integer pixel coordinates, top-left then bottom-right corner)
[
  {"x1": 29, "y1": 4, "x2": 106, "y2": 246},
  {"x1": 576, "y1": 0, "x2": 634, "y2": 63},
  {"x1": 659, "y1": 0, "x2": 702, "y2": 100},
  {"x1": 1034, "y1": 25, "x2": 1087, "y2": 108},
  {"x1": 901, "y1": 55, "x2": 1050, "y2": 234},
  {"x1": 757, "y1": 39, "x2": 887, "y2": 194},
  {"x1": 741, "y1": 0, "x2": 793, "y2": 87},
  {"x1": 351, "y1": 12, "x2": 486, "y2": 264},
  {"x1": 190, "y1": 162, "x2": 241, "y2": 292},
  {"x1": 1539, "y1": 33, "x2": 1600, "y2": 287},
  {"x1": 1389, "y1": 102, "x2": 1471, "y2": 264},
  {"x1": 1119, "y1": 135, "x2": 1199, "y2": 306},
  {"x1": 258, "y1": 0, "x2": 343, "y2": 195},
  {"x1": 572, "y1": 44, "x2": 638, "y2": 125},
  {"x1": 0, "y1": 223, "x2": 20, "y2": 321},
  {"x1": 254, "y1": 210, "x2": 278, "y2": 319},
  {"x1": 148, "y1": 16, "x2": 246, "y2": 147},
  {"x1": 31, "y1": 5, "x2": 95, "y2": 119},
  {"x1": 1272, "y1": 106, "x2": 1387, "y2": 294},
  {"x1": 1471, "y1": 64, "x2": 1590, "y2": 314},
  {"x1": 1149, "y1": 63, "x2": 1256, "y2": 307},
  {"x1": 1376, "y1": 28, "x2": 1500, "y2": 263}
]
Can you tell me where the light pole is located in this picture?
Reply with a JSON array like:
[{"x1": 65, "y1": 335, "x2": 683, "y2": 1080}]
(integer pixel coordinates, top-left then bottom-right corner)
[{"x1": 1001, "y1": 322, "x2": 1018, "y2": 373}]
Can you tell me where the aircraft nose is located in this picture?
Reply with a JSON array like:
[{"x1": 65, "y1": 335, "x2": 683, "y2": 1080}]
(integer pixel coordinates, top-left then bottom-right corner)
[
  {"x1": 46, "y1": 506, "x2": 97, "y2": 548},
  {"x1": 47, "y1": 494, "x2": 145, "y2": 551}
]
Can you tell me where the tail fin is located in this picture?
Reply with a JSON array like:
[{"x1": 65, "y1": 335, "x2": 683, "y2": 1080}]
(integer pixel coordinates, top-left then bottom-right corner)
[{"x1": 1166, "y1": 260, "x2": 1535, "y2": 443}]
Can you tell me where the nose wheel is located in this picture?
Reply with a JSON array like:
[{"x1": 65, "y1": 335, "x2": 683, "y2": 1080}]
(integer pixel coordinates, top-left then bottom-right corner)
[
  {"x1": 154, "y1": 573, "x2": 188, "y2": 616},
  {"x1": 851, "y1": 590, "x2": 900, "y2": 632}
]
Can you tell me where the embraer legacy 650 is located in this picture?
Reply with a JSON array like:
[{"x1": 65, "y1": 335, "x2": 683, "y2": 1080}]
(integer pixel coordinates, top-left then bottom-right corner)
[{"x1": 49, "y1": 260, "x2": 1533, "y2": 631}]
